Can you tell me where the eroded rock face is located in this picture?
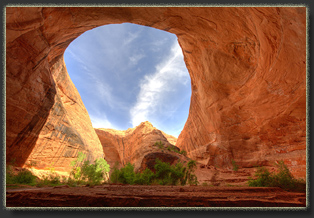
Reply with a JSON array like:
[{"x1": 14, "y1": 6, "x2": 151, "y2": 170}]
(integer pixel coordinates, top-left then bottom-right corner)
[
  {"x1": 95, "y1": 121, "x2": 181, "y2": 171},
  {"x1": 6, "y1": 7, "x2": 306, "y2": 177},
  {"x1": 138, "y1": 152, "x2": 180, "y2": 173},
  {"x1": 21, "y1": 58, "x2": 104, "y2": 172}
]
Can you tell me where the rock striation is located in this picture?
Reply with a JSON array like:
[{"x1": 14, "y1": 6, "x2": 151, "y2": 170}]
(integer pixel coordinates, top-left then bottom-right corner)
[
  {"x1": 95, "y1": 121, "x2": 184, "y2": 171},
  {"x1": 6, "y1": 7, "x2": 306, "y2": 178}
]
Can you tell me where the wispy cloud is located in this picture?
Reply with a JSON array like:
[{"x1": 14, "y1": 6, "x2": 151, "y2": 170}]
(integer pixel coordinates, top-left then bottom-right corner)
[
  {"x1": 130, "y1": 40, "x2": 190, "y2": 128},
  {"x1": 123, "y1": 29, "x2": 141, "y2": 46},
  {"x1": 90, "y1": 114, "x2": 115, "y2": 129},
  {"x1": 129, "y1": 52, "x2": 145, "y2": 66}
]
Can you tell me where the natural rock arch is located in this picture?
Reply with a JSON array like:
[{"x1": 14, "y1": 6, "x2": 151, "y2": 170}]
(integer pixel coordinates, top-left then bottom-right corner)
[{"x1": 6, "y1": 7, "x2": 306, "y2": 177}]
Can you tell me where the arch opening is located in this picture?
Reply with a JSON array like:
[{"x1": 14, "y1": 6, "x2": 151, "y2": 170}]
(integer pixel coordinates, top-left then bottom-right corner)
[{"x1": 64, "y1": 23, "x2": 191, "y2": 138}]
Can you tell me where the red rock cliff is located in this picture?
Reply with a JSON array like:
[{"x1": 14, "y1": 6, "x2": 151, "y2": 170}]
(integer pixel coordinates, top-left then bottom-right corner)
[
  {"x1": 95, "y1": 121, "x2": 181, "y2": 171},
  {"x1": 6, "y1": 7, "x2": 306, "y2": 177}
]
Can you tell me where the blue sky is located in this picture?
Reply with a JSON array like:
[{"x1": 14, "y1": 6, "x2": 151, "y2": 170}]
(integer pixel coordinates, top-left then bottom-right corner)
[{"x1": 64, "y1": 23, "x2": 191, "y2": 138}]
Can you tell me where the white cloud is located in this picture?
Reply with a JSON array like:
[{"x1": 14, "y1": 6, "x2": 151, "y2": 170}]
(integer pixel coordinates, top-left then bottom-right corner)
[
  {"x1": 90, "y1": 114, "x2": 114, "y2": 129},
  {"x1": 130, "y1": 40, "x2": 190, "y2": 127}
]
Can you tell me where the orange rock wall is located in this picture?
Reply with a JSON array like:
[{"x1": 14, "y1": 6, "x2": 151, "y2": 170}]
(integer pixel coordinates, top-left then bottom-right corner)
[
  {"x1": 176, "y1": 7, "x2": 307, "y2": 178},
  {"x1": 6, "y1": 7, "x2": 306, "y2": 177},
  {"x1": 95, "y1": 121, "x2": 178, "y2": 170},
  {"x1": 22, "y1": 58, "x2": 104, "y2": 171}
]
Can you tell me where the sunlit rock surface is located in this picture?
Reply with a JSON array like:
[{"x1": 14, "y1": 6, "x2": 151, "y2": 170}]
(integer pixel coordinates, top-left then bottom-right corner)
[
  {"x1": 95, "y1": 121, "x2": 182, "y2": 171},
  {"x1": 6, "y1": 7, "x2": 306, "y2": 178}
]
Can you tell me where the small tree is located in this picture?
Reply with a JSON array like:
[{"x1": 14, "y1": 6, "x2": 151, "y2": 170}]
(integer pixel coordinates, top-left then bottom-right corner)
[
  {"x1": 80, "y1": 158, "x2": 110, "y2": 185},
  {"x1": 70, "y1": 152, "x2": 86, "y2": 181},
  {"x1": 109, "y1": 159, "x2": 199, "y2": 186},
  {"x1": 69, "y1": 151, "x2": 110, "y2": 185},
  {"x1": 154, "y1": 159, "x2": 172, "y2": 185},
  {"x1": 185, "y1": 160, "x2": 198, "y2": 185},
  {"x1": 248, "y1": 161, "x2": 306, "y2": 192},
  {"x1": 134, "y1": 168, "x2": 155, "y2": 185},
  {"x1": 118, "y1": 162, "x2": 136, "y2": 184},
  {"x1": 170, "y1": 162, "x2": 186, "y2": 185}
]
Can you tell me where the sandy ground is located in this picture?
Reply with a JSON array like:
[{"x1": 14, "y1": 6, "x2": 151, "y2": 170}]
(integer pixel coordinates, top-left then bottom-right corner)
[{"x1": 6, "y1": 184, "x2": 306, "y2": 208}]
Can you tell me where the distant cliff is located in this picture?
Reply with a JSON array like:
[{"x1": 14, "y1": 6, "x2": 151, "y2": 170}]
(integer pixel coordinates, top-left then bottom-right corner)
[{"x1": 95, "y1": 121, "x2": 187, "y2": 171}]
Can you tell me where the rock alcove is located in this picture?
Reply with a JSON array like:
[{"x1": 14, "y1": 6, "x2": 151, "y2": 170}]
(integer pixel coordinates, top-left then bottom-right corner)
[{"x1": 6, "y1": 7, "x2": 306, "y2": 178}]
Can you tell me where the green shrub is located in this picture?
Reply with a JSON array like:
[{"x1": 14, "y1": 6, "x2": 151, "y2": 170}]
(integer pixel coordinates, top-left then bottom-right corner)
[
  {"x1": 109, "y1": 159, "x2": 198, "y2": 186},
  {"x1": 110, "y1": 162, "x2": 135, "y2": 184},
  {"x1": 154, "y1": 159, "x2": 173, "y2": 185},
  {"x1": 6, "y1": 165, "x2": 15, "y2": 184},
  {"x1": 184, "y1": 160, "x2": 198, "y2": 185},
  {"x1": 248, "y1": 166, "x2": 272, "y2": 187},
  {"x1": 36, "y1": 175, "x2": 61, "y2": 187},
  {"x1": 187, "y1": 160, "x2": 197, "y2": 170},
  {"x1": 154, "y1": 159, "x2": 195, "y2": 186},
  {"x1": 154, "y1": 141, "x2": 164, "y2": 149},
  {"x1": 110, "y1": 165, "x2": 120, "y2": 184},
  {"x1": 69, "y1": 151, "x2": 110, "y2": 185},
  {"x1": 8, "y1": 169, "x2": 37, "y2": 185},
  {"x1": 6, "y1": 164, "x2": 63, "y2": 187},
  {"x1": 171, "y1": 162, "x2": 187, "y2": 185},
  {"x1": 231, "y1": 159, "x2": 239, "y2": 171},
  {"x1": 134, "y1": 168, "x2": 155, "y2": 185},
  {"x1": 80, "y1": 158, "x2": 110, "y2": 185},
  {"x1": 248, "y1": 161, "x2": 306, "y2": 192},
  {"x1": 119, "y1": 162, "x2": 136, "y2": 184},
  {"x1": 65, "y1": 177, "x2": 78, "y2": 187}
]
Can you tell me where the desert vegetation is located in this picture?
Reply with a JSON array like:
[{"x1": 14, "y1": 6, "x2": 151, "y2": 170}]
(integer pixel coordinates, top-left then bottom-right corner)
[
  {"x1": 248, "y1": 161, "x2": 306, "y2": 192},
  {"x1": 6, "y1": 154, "x2": 305, "y2": 193},
  {"x1": 6, "y1": 152, "x2": 110, "y2": 188},
  {"x1": 6, "y1": 152, "x2": 198, "y2": 188},
  {"x1": 110, "y1": 159, "x2": 198, "y2": 186},
  {"x1": 6, "y1": 165, "x2": 37, "y2": 186}
]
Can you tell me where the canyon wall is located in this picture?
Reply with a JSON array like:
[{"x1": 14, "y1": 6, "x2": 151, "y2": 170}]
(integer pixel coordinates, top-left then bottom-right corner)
[
  {"x1": 6, "y1": 7, "x2": 306, "y2": 177},
  {"x1": 95, "y1": 121, "x2": 182, "y2": 171}
]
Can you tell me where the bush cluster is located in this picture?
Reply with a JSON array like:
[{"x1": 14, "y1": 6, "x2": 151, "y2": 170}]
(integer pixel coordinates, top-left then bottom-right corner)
[
  {"x1": 6, "y1": 152, "x2": 111, "y2": 187},
  {"x1": 6, "y1": 166, "x2": 37, "y2": 185},
  {"x1": 69, "y1": 152, "x2": 110, "y2": 186},
  {"x1": 6, "y1": 152, "x2": 197, "y2": 188},
  {"x1": 110, "y1": 159, "x2": 198, "y2": 186},
  {"x1": 248, "y1": 161, "x2": 306, "y2": 192}
]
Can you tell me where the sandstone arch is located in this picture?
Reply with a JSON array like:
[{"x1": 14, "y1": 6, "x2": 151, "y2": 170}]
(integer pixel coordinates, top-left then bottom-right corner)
[{"x1": 6, "y1": 7, "x2": 306, "y2": 177}]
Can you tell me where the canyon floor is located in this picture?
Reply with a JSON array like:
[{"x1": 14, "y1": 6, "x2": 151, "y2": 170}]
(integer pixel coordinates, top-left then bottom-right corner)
[
  {"x1": 6, "y1": 184, "x2": 306, "y2": 208},
  {"x1": 5, "y1": 164, "x2": 307, "y2": 208}
]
